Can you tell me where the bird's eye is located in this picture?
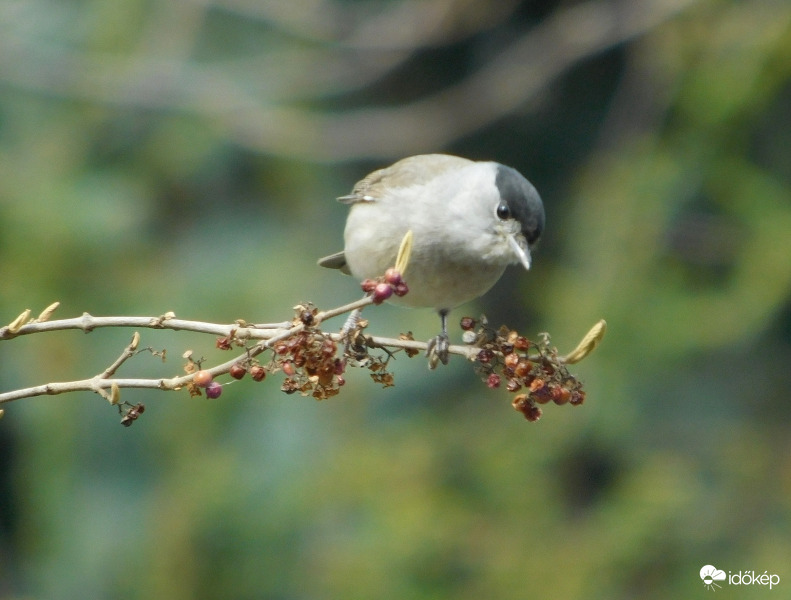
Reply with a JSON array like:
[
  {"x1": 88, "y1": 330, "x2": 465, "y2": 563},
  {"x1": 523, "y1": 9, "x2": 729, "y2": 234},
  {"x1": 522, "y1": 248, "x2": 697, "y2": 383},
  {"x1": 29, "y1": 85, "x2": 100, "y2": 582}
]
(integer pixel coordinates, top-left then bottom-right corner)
[{"x1": 496, "y1": 202, "x2": 511, "y2": 220}]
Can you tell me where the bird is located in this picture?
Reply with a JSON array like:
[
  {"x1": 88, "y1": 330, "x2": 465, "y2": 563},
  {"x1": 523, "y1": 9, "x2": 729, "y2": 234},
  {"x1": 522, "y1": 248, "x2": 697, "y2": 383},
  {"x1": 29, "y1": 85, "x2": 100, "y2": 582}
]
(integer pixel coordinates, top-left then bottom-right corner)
[{"x1": 318, "y1": 153, "x2": 545, "y2": 366}]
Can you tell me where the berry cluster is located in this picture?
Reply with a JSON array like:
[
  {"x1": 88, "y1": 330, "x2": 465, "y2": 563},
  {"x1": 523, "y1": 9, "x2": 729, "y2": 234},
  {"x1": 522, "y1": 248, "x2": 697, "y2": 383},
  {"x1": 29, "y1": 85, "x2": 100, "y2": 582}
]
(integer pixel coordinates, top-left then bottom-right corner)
[
  {"x1": 462, "y1": 317, "x2": 586, "y2": 422},
  {"x1": 360, "y1": 268, "x2": 409, "y2": 304},
  {"x1": 192, "y1": 369, "x2": 224, "y2": 399},
  {"x1": 271, "y1": 328, "x2": 346, "y2": 399}
]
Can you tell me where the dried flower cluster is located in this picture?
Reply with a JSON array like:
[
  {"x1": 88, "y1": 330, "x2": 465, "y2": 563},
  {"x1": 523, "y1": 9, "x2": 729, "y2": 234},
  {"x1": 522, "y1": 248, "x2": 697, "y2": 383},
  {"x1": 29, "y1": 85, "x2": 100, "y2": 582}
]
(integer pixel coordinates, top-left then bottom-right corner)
[
  {"x1": 192, "y1": 303, "x2": 399, "y2": 403},
  {"x1": 462, "y1": 317, "x2": 586, "y2": 422},
  {"x1": 165, "y1": 302, "x2": 591, "y2": 425}
]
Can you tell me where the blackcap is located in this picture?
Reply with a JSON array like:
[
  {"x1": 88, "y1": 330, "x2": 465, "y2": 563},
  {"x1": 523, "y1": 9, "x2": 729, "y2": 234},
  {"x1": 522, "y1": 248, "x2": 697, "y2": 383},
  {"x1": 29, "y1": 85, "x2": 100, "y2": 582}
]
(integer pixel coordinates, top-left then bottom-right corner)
[{"x1": 319, "y1": 154, "x2": 545, "y2": 365}]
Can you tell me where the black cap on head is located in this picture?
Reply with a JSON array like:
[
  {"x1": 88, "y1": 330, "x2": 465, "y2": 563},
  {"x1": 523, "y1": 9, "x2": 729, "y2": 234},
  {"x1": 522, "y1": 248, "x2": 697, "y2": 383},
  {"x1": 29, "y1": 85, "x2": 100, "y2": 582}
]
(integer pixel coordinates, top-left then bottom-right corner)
[{"x1": 495, "y1": 164, "x2": 545, "y2": 246}]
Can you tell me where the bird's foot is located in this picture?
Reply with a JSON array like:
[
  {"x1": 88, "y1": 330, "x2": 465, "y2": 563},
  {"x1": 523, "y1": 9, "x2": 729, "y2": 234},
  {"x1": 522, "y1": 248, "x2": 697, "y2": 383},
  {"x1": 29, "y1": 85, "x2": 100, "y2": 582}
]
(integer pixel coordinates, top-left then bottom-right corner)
[{"x1": 426, "y1": 332, "x2": 450, "y2": 369}]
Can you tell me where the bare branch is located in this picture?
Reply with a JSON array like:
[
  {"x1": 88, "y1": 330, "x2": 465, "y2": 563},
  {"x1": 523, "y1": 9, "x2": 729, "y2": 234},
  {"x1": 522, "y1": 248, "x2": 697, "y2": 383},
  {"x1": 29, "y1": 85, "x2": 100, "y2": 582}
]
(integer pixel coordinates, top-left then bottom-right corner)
[
  {"x1": 1, "y1": 246, "x2": 603, "y2": 419},
  {"x1": 0, "y1": 0, "x2": 701, "y2": 160}
]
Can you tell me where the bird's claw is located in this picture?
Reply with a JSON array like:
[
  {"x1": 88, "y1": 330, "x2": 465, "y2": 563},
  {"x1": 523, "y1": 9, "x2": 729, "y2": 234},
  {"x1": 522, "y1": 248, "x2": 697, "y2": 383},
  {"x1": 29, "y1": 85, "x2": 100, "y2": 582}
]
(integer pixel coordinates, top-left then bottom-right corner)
[{"x1": 426, "y1": 333, "x2": 450, "y2": 369}]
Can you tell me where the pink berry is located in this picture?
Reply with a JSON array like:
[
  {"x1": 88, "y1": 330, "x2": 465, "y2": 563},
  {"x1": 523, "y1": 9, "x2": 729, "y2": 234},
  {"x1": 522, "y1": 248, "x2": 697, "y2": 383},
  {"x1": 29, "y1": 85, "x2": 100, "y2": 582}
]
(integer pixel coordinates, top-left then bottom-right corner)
[
  {"x1": 360, "y1": 279, "x2": 378, "y2": 293},
  {"x1": 205, "y1": 381, "x2": 223, "y2": 399},
  {"x1": 384, "y1": 268, "x2": 403, "y2": 286},
  {"x1": 372, "y1": 282, "x2": 393, "y2": 304},
  {"x1": 393, "y1": 282, "x2": 409, "y2": 297},
  {"x1": 193, "y1": 370, "x2": 213, "y2": 387},
  {"x1": 487, "y1": 374, "x2": 501, "y2": 389}
]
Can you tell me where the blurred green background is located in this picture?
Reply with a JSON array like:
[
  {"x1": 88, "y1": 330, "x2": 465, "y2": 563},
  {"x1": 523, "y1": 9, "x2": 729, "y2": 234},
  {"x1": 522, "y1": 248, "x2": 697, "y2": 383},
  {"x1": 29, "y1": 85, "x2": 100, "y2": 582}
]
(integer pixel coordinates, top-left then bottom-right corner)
[{"x1": 1, "y1": 0, "x2": 790, "y2": 598}]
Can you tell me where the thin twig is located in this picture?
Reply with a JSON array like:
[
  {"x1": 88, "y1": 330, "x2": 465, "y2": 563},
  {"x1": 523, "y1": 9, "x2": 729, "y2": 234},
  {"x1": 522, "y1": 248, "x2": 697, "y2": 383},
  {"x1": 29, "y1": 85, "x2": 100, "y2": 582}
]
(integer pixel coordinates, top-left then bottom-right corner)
[{"x1": 0, "y1": 294, "x2": 604, "y2": 406}]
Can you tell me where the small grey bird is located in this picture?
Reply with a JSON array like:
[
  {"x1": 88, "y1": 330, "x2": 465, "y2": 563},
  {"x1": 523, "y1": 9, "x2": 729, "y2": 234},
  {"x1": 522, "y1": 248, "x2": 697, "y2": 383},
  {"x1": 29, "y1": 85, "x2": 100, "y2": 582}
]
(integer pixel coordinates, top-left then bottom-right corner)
[{"x1": 319, "y1": 154, "x2": 545, "y2": 365}]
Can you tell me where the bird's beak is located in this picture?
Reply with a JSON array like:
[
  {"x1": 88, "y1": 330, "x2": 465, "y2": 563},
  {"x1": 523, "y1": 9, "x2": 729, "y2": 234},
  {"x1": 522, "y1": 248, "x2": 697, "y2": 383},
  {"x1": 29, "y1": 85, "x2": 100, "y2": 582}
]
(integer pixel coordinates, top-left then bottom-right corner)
[{"x1": 508, "y1": 234, "x2": 532, "y2": 270}]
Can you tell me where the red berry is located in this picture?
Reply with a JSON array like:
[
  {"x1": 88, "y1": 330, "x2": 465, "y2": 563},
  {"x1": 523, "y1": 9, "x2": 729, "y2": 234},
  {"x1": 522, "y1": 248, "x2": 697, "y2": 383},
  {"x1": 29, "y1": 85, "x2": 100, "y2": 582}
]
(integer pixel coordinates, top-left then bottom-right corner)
[
  {"x1": 486, "y1": 374, "x2": 501, "y2": 389},
  {"x1": 250, "y1": 365, "x2": 266, "y2": 382},
  {"x1": 477, "y1": 348, "x2": 494, "y2": 364},
  {"x1": 282, "y1": 361, "x2": 296, "y2": 376},
  {"x1": 460, "y1": 317, "x2": 476, "y2": 331},
  {"x1": 229, "y1": 364, "x2": 246, "y2": 380},
  {"x1": 504, "y1": 353, "x2": 520, "y2": 369},
  {"x1": 524, "y1": 404, "x2": 542, "y2": 422},
  {"x1": 514, "y1": 359, "x2": 531, "y2": 378},
  {"x1": 371, "y1": 282, "x2": 393, "y2": 304},
  {"x1": 360, "y1": 279, "x2": 378, "y2": 293},
  {"x1": 551, "y1": 386, "x2": 571, "y2": 405},
  {"x1": 514, "y1": 336, "x2": 530, "y2": 351},
  {"x1": 193, "y1": 370, "x2": 213, "y2": 387},
  {"x1": 393, "y1": 282, "x2": 409, "y2": 297},
  {"x1": 529, "y1": 378, "x2": 546, "y2": 392},
  {"x1": 205, "y1": 381, "x2": 223, "y2": 399},
  {"x1": 384, "y1": 268, "x2": 403, "y2": 286}
]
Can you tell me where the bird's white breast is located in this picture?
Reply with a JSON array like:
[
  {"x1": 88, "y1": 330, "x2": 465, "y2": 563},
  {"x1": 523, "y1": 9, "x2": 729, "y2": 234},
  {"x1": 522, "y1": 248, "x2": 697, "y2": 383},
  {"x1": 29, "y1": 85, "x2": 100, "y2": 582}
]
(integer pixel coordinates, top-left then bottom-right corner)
[{"x1": 342, "y1": 162, "x2": 514, "y2": 310}]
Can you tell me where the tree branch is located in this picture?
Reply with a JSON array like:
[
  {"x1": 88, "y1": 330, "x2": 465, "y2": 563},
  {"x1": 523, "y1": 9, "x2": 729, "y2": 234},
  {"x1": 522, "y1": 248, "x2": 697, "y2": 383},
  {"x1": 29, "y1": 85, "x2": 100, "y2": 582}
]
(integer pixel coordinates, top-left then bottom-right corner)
[{"x1": 1, "y1": 246, "x2": 605, "y2": 420}]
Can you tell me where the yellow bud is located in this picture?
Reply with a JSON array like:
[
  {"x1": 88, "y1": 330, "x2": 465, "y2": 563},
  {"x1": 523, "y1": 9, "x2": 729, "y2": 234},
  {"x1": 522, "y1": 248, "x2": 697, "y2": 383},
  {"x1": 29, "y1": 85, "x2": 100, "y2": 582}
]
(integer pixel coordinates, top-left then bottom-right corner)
[
  {"x1": 109, "y1": 382, "x2": 121, "y2": 405},
  {"x1": 562, "y1": 319, "x2": 607, "y2": 364},
  {"x1": 35, "y1": 302, "x2": 60, "y2": 323},
  {"x1": 7, "y1": 309, "x2": 31, "y2": 334},
  {"x1": 394, "y1": 230, "x2": 413, "y2": 276}
]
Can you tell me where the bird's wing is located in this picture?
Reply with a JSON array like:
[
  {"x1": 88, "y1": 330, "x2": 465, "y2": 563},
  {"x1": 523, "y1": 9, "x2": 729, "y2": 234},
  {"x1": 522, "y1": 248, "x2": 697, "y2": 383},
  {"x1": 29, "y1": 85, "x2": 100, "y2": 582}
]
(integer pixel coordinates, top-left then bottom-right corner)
[
  {"x1": 337, "y1": 154, "x2": 473, "y2": 204},
  {"x1": 317, "y1": 250, "x2": 351, "y2": 274}
]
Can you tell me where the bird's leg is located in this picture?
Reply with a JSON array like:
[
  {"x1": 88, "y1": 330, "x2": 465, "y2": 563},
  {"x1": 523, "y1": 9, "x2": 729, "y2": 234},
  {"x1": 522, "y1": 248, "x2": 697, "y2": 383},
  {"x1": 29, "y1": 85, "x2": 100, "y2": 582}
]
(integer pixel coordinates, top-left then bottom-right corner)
[{"x1": 426, "y1": 309, "x2": 450, "y2": 369}]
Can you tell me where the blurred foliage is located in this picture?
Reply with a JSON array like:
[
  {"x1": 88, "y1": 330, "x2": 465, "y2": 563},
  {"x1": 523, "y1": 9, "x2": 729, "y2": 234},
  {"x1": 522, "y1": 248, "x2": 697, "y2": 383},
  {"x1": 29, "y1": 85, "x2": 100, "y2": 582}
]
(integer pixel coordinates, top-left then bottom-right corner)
[{"x1": 1, "y1": 0, "x2": 791, "y2": 598}]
